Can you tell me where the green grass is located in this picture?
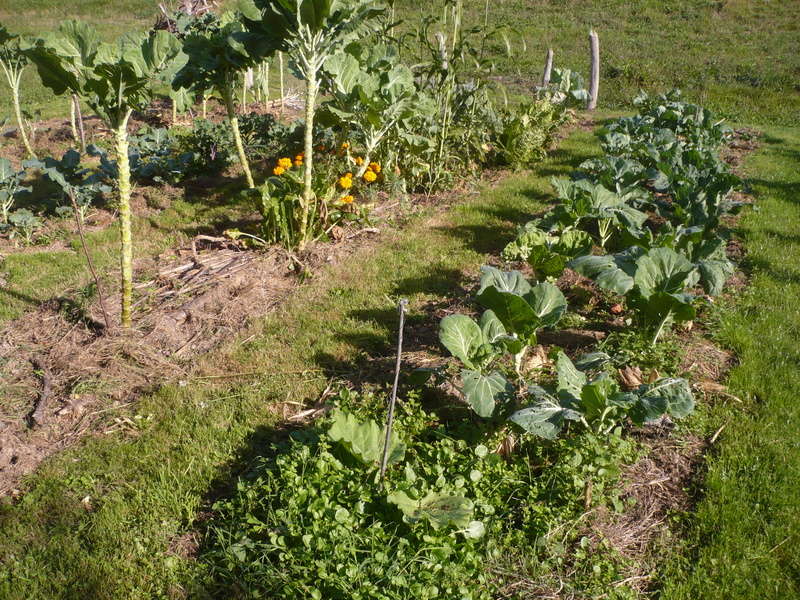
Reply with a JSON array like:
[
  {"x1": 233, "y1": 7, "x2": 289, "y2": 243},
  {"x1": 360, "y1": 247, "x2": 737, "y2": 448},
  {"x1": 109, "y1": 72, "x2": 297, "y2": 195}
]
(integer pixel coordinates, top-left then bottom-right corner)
[
  {"x1": 395, "y1": 0, "x2": 800, "y2": 126},
  {"x1": 659, "y1": 126, "x2": 800, "y2": 599},
  {"x1": 3, "y1": 0, "x2": 799, "y2": 124},
  {"x1": 0, "y1": 128, "x2": 599, "y2": 599}
]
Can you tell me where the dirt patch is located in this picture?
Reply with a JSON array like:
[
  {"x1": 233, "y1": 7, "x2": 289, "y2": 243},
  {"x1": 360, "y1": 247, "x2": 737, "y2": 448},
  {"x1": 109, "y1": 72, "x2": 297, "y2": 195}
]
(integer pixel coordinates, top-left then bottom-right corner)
[{"x1": 587, "y1": 428, "x2": 707, "y2": 593}]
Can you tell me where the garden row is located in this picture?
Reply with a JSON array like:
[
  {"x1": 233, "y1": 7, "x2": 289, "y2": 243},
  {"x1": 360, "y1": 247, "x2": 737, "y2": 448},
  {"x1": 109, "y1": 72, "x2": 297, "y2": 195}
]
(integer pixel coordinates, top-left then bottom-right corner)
[
  {"x1": 0, "y1": 0, "x2": 590, "y2": 327},
  {"x1": 193, "y1": 92, "x2": 743, "y2": 597}
]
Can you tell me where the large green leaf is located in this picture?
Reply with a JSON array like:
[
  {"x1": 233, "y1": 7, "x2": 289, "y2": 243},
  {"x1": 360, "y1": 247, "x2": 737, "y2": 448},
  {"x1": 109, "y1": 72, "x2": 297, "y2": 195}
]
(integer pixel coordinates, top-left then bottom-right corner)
[
  {"x1": 509, "y1": 397, "x2": 581, "y2": 440},
  {"x1": 555, "y1": 351, "x2": 586, "y2": 402},
  {"x1": 634, "y1": 247, "x2": 698, "y2": 297},
  {"x1": 477, "y1": 265, "x2": 531, "y2": 296},
  {"x1": 523, "y1": 282, "x2": 568, "y2": 328},
  {"x1": 439, "y1": 314, "x2": 482, "y2": 369},
  {"x1": 568, "y1": 254, "x2": 635, "y2": 295},
  {"x1": 640, "y1": 378, "x2": 695, "y2": 419},
  {"x1": 461, "y1": 370, "x2": 513, "y2": 418},
  {"x1": 327, "y1": 410, "x2": 405, "y2": 467},
  {"x1": 387, "y1": 490, "x2": 475, "y2": 529},
  {"x1": 579, "y1": 374, "x2": 618, "y2": 422}
]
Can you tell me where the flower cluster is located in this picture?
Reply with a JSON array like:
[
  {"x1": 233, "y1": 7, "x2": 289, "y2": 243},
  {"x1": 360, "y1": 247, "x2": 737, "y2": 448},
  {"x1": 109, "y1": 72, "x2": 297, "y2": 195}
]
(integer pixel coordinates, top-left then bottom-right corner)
[{"x1": 272, "y1": 153, "x2": 304, "y2": 176}]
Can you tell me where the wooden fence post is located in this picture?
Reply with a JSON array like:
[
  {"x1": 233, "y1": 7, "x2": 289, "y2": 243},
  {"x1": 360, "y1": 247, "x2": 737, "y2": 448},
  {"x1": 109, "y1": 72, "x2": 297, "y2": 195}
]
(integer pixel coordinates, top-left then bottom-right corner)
[
  {"x1": 541, "y1": 48, "x2": 554, "y2": 88},
  {"x1": 588, "y1": 29, "x2": 600, "y2": 110}
]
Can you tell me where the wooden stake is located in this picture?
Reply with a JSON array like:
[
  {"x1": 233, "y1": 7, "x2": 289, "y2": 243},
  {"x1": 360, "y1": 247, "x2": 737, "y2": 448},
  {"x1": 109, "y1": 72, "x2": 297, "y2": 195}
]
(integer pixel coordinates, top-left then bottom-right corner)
[
  {"x1": 541, "y1": 47, "x2": 553, "y2": 88},
  {"x1": 379, "y1": 299, "x2": 408, "y2": 480},
  {"x1": 588, "y1": 29, "x2": 600, "y2": 110}
]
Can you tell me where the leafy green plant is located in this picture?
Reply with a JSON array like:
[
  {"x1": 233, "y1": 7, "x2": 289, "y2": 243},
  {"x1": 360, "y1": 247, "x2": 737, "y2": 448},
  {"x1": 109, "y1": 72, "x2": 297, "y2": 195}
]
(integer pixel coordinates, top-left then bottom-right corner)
[
  {"x1": 8, "y1": 208, "x2": 42, "y2": 244},
  {"x1": 474, "y1": 265, "x2": 568, "y2": 350},
  {"x1": 26, "y1": 20, "x2": 183, "y2": 327},
  {"x1": 174, "y1": 10, "x2": 266, "y2": 189},
  {"x1": 509, "y1": 351, "x2": 694, "y2": 438},
  {"x1": 569, "y1": 246, "x2": 699, "y2": 343},
  {"x1": 495, "y1": 98, "x2": 568, "y2": 170},
  {"x1": 321, "y1": 42, "x2": 417, "y2": 177},
  {"x1": 439, "y1": 310, "x2": 520, "y2": 417},
  {"x1": 545, "y1": 178, "x2": 648, "y2": 249},
  {"x1": 0, "y1": 156, "x2": 30, "y2": 224},
  {"x1": 502, "y1": 222, "x2": 592, "y2": 278},
  {"x1": 0, "y1": 24, "x2": 35, "y2": 159},
  {"x1": 25, "y1": 148, "x2": 110, "y2": 222}
]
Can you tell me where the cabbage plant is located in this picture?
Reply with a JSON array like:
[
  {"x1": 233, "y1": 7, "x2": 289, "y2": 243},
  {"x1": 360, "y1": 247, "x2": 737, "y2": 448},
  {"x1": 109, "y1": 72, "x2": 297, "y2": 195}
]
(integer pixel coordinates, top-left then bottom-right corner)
[
  {"x1": 509, "y1": 351, "x2": 695, "y2": 439},
  {"x1": 569, "y1": 246, "x2": 699, "y2": 344},
  {"x1": 26, "y1": 21, "x2": 182, "y2": 327},
  {"x1": 321, "y1": 42, "x2": 416, "y2": 177}
]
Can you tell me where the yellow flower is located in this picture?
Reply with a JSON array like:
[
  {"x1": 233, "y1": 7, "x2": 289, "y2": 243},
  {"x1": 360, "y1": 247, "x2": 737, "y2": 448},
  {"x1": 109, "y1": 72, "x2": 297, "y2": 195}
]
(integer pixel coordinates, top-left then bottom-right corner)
[
  {"x1": 338, "y1": 175, "x2": 353, "y2": 189},
  {"x1": 341, "y1": 142, "x2": 350, "y2": 149},
  {"x1": 369, "y1": 162, "x2": 381, "y2": 173},
  {"x1": 273, "y1": 166, "x2": 285, "y2": 176},
  {"x1": 277, "y1": 157, "x2": 292, "y2": 169},
  {"x1": 293, "y1": 159, "x2": 303, "y2": 167},
  {"x1": 363, "y1": 170, "x2": 378, "y2": 183},
  {"x1": 295, "y1": 153, "x2": 304, "y2": 161},
  {"x1": 341, "y1": 195, "x2": 354, "y2": 204},
  {"x1": 354, "y1": 156, "x2": 364, "y2": 166}
]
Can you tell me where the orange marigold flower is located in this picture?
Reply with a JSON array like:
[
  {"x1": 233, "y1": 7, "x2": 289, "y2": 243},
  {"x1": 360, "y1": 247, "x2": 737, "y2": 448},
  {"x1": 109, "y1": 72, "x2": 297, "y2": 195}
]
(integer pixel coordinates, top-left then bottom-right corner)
[
  {"x1": 363, "y1": 170, "x2": 378, "y2": 183},
  {"x1": 354, "y1": 156, "x2": 364, "y2": 166},
  {"x1": 341, "y1": 142, "x2": 350, "y2": 149},
  {"x1": 369, "y1": 162, "x2": 381, "y2": 173},
  {"x1": 341, "y1": 195, "x2": 354, "y2": 204},
  {"x1": 293, "y1": 159, "x2": 303, "y2": 167},
  {"x1": 273, "y1": 166, "x2": 286, "y2": 176},
  {"x1": 277, "y1": 157, "x2": 292, "y2": 169},
  {"x1": 338, "y1": 176, "x2": 353, "y2": 189},
  {"x1": 295, "y1": 153, "x2": 304, "y2": 161}
]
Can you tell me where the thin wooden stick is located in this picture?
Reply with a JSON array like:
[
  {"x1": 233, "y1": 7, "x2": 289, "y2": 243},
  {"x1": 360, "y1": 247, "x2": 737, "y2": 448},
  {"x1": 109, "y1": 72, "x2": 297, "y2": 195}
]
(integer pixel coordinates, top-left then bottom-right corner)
[
  {"x1": 379, "y1": 298, "x2": 408, "y2": 480},
  {"x1": 69, "y1": 190, "x2": 112, "y2": 331}
]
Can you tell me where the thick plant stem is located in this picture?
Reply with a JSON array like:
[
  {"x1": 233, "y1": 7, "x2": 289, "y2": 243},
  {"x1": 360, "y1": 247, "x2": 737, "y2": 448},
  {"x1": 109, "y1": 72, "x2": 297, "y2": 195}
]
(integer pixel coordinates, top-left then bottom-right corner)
[
  {"x1": 74, "y1": 95, "x2": 86, "y2": 154},
  {"x1": 278, "y1": 52, "x2": 285, "y2": 113},
  {"x1": 11, "y1": 77, "x2": 35, "y2": 159},
  {"x1": 202, "y1": 95, "x2": 208, "y2": 119},
  {"x1": 69, "y1": 97, "x2": 79, "y2": 147},
  {"x1": 223, "y1": 88, "x2": 255, "y2": 189},
  {"x1": 116, "y1": 112, "x2": 134, "y2": 328},
  {"x1": 652, "y1": 310, "x2": 671, "y2": 346},
  {"x1": 299, "y1": 71, "x2": 318, "y2": 249}
]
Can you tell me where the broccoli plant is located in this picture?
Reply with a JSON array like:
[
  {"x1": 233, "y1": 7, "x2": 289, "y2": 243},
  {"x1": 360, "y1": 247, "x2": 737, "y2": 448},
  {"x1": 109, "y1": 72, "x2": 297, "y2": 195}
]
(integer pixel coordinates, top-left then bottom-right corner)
[
  {"x1": 26, "y1": 21, "x2": 182, "y2": 327},
  {"x1": 8, "y1": 208, "x2": 42, "y2": 244},
  {"x1": 0, "y1": 24, "x2": 35, "y2": 158}
]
